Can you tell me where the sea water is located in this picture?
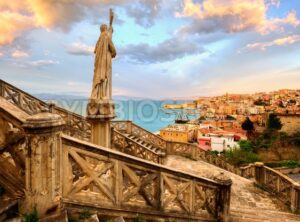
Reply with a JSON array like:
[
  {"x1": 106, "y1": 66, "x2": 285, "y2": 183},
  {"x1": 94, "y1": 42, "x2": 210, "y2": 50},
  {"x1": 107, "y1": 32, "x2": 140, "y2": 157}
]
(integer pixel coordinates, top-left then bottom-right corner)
[{"x1": 50, "y1": 99, "x2": 196, "y2": 132}]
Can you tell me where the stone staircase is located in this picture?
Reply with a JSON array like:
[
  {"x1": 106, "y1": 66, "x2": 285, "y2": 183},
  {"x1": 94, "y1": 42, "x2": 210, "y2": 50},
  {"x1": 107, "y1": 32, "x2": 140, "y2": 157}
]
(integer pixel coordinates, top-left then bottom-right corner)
[
  {"x1": 230, "y1": 207, "x2": 300, "y2": 222},
  {"x1": 124, "y1": 133, "x2": 166, "y2": 156},
  {"x1": 164, "y1": 155, "x2": 300, "y2": 222}
]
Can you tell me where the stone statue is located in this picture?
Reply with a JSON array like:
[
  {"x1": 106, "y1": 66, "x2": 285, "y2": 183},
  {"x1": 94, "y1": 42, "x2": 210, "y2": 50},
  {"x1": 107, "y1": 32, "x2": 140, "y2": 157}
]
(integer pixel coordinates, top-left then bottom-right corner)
[
  {"x1": 90, "y1": 9, "x2": 116, "y2": 100},
  {"x1": 87, "y1": 9, "x2": 116, "y2": 119}
]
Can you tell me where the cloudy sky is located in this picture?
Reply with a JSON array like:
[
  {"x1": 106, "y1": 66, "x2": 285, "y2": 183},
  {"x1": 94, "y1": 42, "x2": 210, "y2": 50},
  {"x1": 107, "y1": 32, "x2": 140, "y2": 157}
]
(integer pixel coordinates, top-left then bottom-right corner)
[{"x1": 0, "y1": 0, "x2": 300, "y2": 99}]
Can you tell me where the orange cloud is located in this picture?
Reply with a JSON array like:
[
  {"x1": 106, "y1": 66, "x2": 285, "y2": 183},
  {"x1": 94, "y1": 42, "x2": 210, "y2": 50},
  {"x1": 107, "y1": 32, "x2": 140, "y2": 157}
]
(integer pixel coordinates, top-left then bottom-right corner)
[
  {"x1": 259, "y1": 11, "x2": 300, "y2": 34},
  {"x1": 177, "y1": 0, "x2": 266, "y2": 32},
  {"x1": 177, "y1": 0, "x2": 299, "y2": 34},
  {"x1": 245, "y1": 35, "x2": 300, "y2": 50},
  {"x1": 0, "y1": 0, "x2": 123, "y2": 46},
  {"x1": 0, "y1": 11, "x2": 33, "y2": 45}
]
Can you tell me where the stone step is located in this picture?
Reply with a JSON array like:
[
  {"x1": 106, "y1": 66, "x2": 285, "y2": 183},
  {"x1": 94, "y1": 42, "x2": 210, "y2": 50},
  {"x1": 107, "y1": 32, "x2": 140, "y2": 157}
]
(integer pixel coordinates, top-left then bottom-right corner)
[
  {"x1": 231, "y1": 207, "x2": 300, "y2": 218},
  {"x1": 230, "y1": 214, "x2": 300, "y2": 222},
  {"x1": 126, "y1": 133, "x2": 165, "y2": 156},
  {"x1": 230, "y1": 207, "x2": 300, "y2": 222}
]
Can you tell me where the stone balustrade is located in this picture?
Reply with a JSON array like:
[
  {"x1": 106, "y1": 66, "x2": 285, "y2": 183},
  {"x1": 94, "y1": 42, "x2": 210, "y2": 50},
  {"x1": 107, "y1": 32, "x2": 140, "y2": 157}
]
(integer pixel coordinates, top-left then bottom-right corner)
[
  {"x1": 111, "y1": 120, "x2": 167, "y2": 149},
  {"x1": 62, "y1": 134, "x2": 232, "y2": 221},
  {"x1": 254, "y1": 162, "x2": 300, "y2": 213},
  {"x1": 111, "y1": 129, "x2": 165, "y2": 164},
  {"x1": 19, "y1": 111, "x2": 232, "y2": 221},
  {"x1": 0, "y1": 79, "x2": 91, "y2": 141}
]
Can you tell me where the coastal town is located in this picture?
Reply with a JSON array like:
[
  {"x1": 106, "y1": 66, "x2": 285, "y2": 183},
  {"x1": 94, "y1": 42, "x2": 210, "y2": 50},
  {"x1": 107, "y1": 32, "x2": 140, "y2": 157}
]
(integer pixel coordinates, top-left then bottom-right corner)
[{"x1": 160, "y1": 89, "x2": 300, "y2": 153}]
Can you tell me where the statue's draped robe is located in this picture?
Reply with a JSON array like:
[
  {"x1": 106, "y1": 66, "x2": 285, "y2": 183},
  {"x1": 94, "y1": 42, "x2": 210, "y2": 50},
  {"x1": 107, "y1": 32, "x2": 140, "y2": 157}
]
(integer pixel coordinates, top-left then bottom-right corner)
[{"x1": 91, "y1": 29, "x2": 116, "y2": 100}]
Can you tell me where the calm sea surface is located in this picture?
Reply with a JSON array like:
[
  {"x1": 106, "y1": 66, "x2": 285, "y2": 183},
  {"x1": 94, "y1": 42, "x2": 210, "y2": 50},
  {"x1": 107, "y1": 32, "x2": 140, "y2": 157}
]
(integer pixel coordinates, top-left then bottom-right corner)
[{"x1": 51, "y1": 99, "x2": 196, "y2": 132}]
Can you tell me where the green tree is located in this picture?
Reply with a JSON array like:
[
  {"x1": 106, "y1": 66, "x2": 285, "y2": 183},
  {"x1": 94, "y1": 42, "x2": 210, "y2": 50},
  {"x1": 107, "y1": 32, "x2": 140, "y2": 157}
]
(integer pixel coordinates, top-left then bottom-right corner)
[
  {"x1": 242, "y1": 117, "x2": 254, "y2": 131},
  {"x1": 242, "y1": 117, "x2": 254, "y2": 138},
  {"x1": 267, "y1": 114, "x2": 282, "y2": 131},
  {"x1": 254, "y1": 99, "x2": 266, "y2": 106},
  {"x1": 238, "y1": 140, "x2": 253, "y2": 152}
]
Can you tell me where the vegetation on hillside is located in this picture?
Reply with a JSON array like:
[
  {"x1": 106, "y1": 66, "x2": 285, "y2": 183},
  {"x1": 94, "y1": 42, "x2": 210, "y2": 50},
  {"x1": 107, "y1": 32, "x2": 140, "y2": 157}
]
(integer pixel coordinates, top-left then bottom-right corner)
[
  {"x1": 224, "y1": 140, "x2": 259, "y2": 166},
  {"x1": 224, "y1": 114, "x2": 300, "y2": 166},
  {"x1": 265, "y1": 160, "x2": 300, "y2": 168}
]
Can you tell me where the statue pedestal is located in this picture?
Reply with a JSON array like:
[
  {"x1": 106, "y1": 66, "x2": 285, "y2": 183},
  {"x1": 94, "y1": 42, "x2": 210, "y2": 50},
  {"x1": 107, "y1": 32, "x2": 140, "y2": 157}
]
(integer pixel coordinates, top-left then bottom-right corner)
[{"x1": 87, "y1": 99, "x2": 115, "y2": 148}]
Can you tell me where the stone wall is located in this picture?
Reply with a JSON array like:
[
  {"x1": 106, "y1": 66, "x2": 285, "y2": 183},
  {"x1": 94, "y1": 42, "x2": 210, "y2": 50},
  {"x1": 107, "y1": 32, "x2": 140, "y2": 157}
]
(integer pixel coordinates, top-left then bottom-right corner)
[{"x1": 278, "y1": 114, "x2": 300, "y2": 135}]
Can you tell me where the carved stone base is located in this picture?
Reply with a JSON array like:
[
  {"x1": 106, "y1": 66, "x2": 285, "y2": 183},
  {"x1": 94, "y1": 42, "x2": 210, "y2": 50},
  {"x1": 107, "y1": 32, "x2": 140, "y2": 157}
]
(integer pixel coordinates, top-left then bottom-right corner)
[{"x1": 87, "y1": 99, "x2": 115, "y2": 120}]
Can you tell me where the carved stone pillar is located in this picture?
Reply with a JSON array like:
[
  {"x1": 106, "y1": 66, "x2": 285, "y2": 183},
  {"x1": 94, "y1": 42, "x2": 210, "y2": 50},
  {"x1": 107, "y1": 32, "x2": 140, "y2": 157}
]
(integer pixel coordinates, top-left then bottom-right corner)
[
  {"x1": 21, "y1": 111, "x2": 65, "y2": 218},
  {"x1": 213, "y1": 172, "x2": 232, "y2": 222},
  {"x1": 87, "y1": 99, "x2": 115, "y2": 148}
]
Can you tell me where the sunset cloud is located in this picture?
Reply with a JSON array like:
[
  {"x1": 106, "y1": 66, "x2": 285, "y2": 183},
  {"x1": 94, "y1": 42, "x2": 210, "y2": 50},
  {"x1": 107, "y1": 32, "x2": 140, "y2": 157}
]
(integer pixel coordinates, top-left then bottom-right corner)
[
  {"x1": 65, "y1": 42, "x2": 94, "y2": 56},
  {"x1": 245, "y1": 35, "x2": 300, "y2": 50},
  {"x1": 0, "y1": 0, "x2": 123, "y2": 46},
  {"x1": 177, "y1": 0, "x2": 299, "y2": 34},
  {"x1": 11, "y1": 50, "x2": 29, "y2": 58},
  {"x1": 0, "y1": 11, "x2": 33, "y2": 45},
  {"x1": 176, "y1": 0, "x2": 267, "y2": 33}
]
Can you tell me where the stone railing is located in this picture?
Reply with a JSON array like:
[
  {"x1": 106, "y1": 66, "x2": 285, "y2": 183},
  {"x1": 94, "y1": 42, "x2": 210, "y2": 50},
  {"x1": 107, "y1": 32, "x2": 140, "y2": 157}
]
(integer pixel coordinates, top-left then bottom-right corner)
[
  {"x1": 273, "y1": 166, "x2": 300, "y2": 175},
  {"x1": 195, "y1": 151, "x2": 256, "y2": 179},
  {"x1": 61, "y1": 134, "x2": 232, "y2": 221},
  {"x1": 0, "y1": 79, "x2": 91, "y2": 141},
  {"x1": 254, "y1": 162, "x2": 300, "y2": 213},
  {"x1": 111, "y1": 120, "x2": 167, "y2": 149},
  {"x1": 166, "y1": 141, "x2": 201, "y2": 160},
  {"x1": 199, "y1": 152, "x2": 242, "y2": 175},
  {"x1": 240, "y1": 164, "x2": 255, "y2": 179},
  {"x1": 111, "y1": 129, "x2": 165, "y2": 164},
  {"x1": 0, "y1": 79, "x2": 49, "y2": 114}
]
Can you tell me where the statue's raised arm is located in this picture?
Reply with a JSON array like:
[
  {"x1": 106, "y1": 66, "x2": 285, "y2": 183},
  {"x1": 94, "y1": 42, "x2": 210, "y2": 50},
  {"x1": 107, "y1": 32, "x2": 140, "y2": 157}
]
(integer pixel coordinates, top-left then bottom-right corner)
[
  {"x1": 109, "y1": 8, "x2": 114, "y2": 35},
  {"x1": 109, "y1": 9, "x2": 114, "y2": 27}
]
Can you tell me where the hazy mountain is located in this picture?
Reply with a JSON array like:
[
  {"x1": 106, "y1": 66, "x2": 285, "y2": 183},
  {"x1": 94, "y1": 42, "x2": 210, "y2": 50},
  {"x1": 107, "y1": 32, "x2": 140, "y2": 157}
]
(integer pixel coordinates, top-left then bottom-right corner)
[{"x1": 33, "y1": 93, "x2": 153, "y2": 101}]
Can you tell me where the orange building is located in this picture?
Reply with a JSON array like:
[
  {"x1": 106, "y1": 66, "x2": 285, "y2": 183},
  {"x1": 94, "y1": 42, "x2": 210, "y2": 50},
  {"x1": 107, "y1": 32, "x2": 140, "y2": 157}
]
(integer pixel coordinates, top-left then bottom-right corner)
[{"x1": 160, "y1": 124, "x2": 197, "y2": 143}]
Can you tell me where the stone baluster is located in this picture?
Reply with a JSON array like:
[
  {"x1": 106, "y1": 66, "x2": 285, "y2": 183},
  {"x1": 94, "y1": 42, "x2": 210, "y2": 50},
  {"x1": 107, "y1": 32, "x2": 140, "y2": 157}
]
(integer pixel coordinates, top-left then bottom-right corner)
[
  {"x1": 22, "y1": 111, "x2": 65, "y2": 219},
  {"x1": 126, "y1": 120, "x2": 132, "y2": 134}
]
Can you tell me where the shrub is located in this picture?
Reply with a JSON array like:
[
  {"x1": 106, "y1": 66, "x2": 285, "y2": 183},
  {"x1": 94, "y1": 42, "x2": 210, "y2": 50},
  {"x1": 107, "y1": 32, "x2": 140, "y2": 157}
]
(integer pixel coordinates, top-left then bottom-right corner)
[
  {"x1": 267, "y1": 114, "x2": 282, "y2": 131},
  {"x1": 133, "y1": 214, "x2": 144, "y2": 222},
  {"x1": 265, "y1": 161, "x2": 300, "y2": 168},
  {"x1": 23, "y1": 207, "x2": 39, "y2": 222},
  {"x1": 78, "y1": 208, "x2": 91, "y2": 220},
  {"x1": 238, "y1": 140, "x2": 253, "y2": 152},
  {"x1": 224, "y1": 148, "x2": 259, "y2": 166},
  {"x1": 280, "y1": 160, "x2": 300, "y2": 168},
  {"x1": 209, "y1": 150, "x2": 219, "y2": 156}
]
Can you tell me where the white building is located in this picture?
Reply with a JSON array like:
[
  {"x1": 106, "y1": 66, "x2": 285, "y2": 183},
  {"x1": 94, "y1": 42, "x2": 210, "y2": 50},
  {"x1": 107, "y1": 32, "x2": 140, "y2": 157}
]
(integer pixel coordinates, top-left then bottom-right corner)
[{"x1": 200, "y1": 132, "x2": 239, "y2": 152}]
